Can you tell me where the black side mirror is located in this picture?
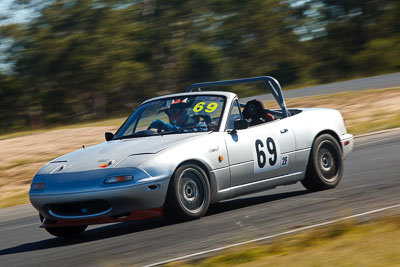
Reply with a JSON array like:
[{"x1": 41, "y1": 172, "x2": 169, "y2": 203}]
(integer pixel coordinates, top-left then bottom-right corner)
[
  {"x1": 105, "y1": 132, "x2": 114, "y2": 141},
  {"x1": 233, "y1": 119, "x2": 249, "y2": 132}
]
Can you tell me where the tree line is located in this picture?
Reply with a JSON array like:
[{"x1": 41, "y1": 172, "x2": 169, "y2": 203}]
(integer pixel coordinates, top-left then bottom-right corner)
[{"x1": 0, "y1": 0, "x2": 399, "y2": 132}]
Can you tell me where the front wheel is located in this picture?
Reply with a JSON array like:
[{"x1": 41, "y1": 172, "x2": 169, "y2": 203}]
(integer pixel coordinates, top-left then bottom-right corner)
[
  {"x1": 301, "y1": 134, "x2": 343, "y2": 191},
  {"x1": 45, "y1": 225, "x2": 87, "y2": 238},
  {"x1": 164, "y1": 163, "x2": 211, "y2": 221}
]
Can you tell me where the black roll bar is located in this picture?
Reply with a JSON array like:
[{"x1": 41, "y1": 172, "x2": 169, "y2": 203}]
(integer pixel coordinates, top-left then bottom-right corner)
[{"x1": 185, "y1": 76, "x2": 289, "y2": 117}]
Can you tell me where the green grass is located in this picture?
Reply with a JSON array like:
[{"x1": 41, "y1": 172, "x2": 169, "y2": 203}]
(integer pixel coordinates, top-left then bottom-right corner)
[{"x1": 167, "y1": 216, "x2": 400, "y2": 267}]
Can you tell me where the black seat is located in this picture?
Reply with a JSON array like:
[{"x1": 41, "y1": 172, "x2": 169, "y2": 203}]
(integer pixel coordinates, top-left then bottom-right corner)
[{"x1": 243, "y1": 100, "x2": 271, "y2": 126}]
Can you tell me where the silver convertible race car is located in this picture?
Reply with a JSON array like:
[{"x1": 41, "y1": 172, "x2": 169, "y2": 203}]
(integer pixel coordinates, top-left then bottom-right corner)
[{"x1": 30, "y1": 76, "x2": 353, "y2": 237}]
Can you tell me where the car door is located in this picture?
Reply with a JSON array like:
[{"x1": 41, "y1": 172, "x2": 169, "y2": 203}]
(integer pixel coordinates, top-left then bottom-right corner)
[{"x1": 223, "y1": 99, "x2": 296, "y2": 192}]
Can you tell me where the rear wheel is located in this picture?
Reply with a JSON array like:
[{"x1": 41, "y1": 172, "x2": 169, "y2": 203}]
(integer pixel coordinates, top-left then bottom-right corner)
[
  {"x1": 40, "y1": 214, "x2": 87, "y2": 237},
  {"x1": 301, "y1": 134, "x2": 343, "y2": 191},
  {"x1": 164, "y1": 163, "x2": 211, "y2": 221}
]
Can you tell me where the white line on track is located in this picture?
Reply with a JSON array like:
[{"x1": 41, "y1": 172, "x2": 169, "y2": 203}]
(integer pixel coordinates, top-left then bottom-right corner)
[{"x1": 140, "y1": 203, "x2": 400, "y2": 267}]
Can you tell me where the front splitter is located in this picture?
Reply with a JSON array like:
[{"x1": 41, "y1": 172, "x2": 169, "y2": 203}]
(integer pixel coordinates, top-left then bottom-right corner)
[{"x1": 40, "y1": 207, "x2": 163, "y2": 228}]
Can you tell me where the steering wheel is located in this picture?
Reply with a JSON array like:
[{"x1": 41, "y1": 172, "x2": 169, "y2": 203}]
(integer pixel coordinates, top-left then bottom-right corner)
[{"x1": 190, "y1": 114, "x2": 212, "y2": 125}]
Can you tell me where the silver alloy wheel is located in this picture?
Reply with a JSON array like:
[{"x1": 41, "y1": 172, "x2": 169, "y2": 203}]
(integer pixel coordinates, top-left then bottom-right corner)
[
  {"x1": 301, "y1": 134, "x2": 343, "y2": 191},
  {"x1": 318, "y1": 141, "x2": 337, "y2": 181},
  {"x1": 177, "y1": 168, "x2": 206, "y2": 214}
]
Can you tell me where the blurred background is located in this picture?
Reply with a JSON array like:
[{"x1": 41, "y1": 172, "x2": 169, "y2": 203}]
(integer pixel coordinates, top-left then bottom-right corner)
[{"x1": 0, "y1": 0, "x2": 399, "y2": 133}]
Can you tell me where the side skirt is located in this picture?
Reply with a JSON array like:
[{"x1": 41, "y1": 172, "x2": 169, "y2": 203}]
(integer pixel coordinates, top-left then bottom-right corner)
[{"x1": 217, "y1": 172, "x2": 305, "y2": 199}]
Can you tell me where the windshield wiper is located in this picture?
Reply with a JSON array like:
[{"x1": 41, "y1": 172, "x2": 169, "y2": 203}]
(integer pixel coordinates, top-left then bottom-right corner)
[
  {"x1": 159, "y1": 128, "x2": 184, "y2": 135},
  {"x1": 114, "y1": 126, "x2": 211, "y2": 139},
  {"x1": 112, "y1": 134, "x2": 138, "y2": 140},
  {"x1": 113, "y1": 130, "x2": 156, "y2": 140}
]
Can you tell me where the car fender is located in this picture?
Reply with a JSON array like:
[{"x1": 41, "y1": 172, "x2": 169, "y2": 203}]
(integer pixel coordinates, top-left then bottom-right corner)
[
  {"x1": 287, "y1": 108, "x2": 349, "y2": 176},
  {"x1": 136, "y1": 132, "x2": 230, "y2": 202},
  {"x1": 290, "y1": 108, "x2": 346, "y2": 150}
]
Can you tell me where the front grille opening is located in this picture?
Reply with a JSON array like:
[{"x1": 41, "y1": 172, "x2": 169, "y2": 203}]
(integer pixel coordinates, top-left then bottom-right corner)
[{"x1": 47, "y1": 200, "x2": 111, "y2": 217}]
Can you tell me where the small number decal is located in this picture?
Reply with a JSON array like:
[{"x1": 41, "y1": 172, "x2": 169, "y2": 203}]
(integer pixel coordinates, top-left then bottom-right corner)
[
  {"x1": 281, "y1": 155, "x2": 288, "y2": 166},
  {"x1": 193, "y1": 102, "x2": 218, "y2": 113}
]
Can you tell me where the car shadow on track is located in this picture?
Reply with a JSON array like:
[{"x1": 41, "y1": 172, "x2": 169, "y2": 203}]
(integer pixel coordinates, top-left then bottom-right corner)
[
  {"x1": 206, "y1": 189, "x2": 309, "y2": 216},
  {"x1": 0, "y1": 189, "x2": 309, "y2": 256}
]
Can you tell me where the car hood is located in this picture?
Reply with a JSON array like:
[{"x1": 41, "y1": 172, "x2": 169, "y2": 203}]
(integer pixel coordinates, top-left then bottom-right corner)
[{"x1": 36, "y1": 133, "x2": 205, "y2": 174}]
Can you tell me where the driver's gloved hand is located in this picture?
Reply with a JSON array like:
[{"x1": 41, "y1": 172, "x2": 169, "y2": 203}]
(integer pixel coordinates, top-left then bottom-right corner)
[
  {"x1": 149, "y1": 119, "x2": 165, "y2": 130},
  {"x1": 149, "y1": 119, "x2": 176, "y2": 131}
]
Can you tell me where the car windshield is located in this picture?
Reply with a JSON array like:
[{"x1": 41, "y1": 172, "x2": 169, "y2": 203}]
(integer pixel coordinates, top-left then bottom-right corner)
[{"x1": 113, "y1": 95, "x2": 226, "y2": 139}]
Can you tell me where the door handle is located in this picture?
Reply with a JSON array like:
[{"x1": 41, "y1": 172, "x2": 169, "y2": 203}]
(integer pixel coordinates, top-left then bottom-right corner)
[{"x1": 280, "y1": 129, "x2": 288, "y2": 134}]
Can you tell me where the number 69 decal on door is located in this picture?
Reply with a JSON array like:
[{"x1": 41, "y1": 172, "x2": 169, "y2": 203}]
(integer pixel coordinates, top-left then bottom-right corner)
[{"x1": 253, "y1": 137, "x2": 289, "y2": 174}]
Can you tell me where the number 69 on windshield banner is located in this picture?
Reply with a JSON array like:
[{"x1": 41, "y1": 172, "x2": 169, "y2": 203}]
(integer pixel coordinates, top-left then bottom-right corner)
[{"x1": 252, "y1": 136, "x2": 289, "y2": 174}]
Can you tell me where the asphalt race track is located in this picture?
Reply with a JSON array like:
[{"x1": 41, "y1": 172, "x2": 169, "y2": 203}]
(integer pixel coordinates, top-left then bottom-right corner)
[
  {"x1": 1, "y1": 128, "x2": 400, "y2": 266},
  {"x1": 1, "y1": 73, "x2": 400, "y2": 266}
]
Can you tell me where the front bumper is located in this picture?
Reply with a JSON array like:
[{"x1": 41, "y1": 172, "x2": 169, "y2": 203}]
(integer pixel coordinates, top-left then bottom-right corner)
[
  {"x1": 30, "y1": 168, "x2": 170, "y2": 221},
  {"x1": 340, "y1": 133, "x2": 354, "y2": 159}
]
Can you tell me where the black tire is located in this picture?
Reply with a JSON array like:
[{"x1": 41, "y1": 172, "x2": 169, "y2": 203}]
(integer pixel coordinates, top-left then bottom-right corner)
[
  {"x1": 40, "y1": 214, "x2": 87, "y2": 237},
  {"x1": 164, "y1": 163, "x2": 211, "y2": 221},
  {"x1": 301, "y1": 134, "x2": 343, "y2": 191},
  {"x1": 45, "y1": 225, "x2": 87, "y2": 237}
]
